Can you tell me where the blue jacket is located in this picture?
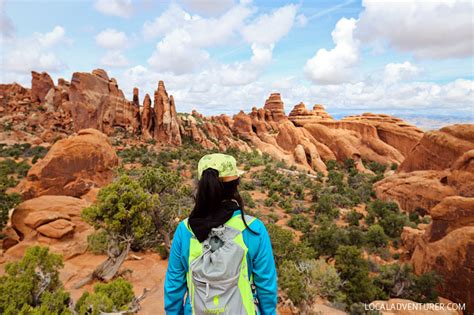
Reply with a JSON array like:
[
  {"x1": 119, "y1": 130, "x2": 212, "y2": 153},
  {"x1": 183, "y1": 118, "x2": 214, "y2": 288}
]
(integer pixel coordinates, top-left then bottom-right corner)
[{"x1": 164, "y1": 210, "x2": 278, "y2": 314}]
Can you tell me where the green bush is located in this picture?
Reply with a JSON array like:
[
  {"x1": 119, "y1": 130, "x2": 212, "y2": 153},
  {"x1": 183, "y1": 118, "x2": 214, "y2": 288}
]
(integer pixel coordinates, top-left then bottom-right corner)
[
  {"x1": 75, "y1": 278, "x2": 134, "y2": 315},
  {"x1": 374, "y1": 264, "x2": 442, "y2": 303},
  {"x1": 241, "y1": 191, "x2": 255, "y2": 208},
  {"x1": 287, "y1": 214, "x2": 311, "y2": 233},
  {"x1": 312, "y1": 194, "x2": 339, "y2": 219},
  {"x1": 87, "y1": 230, "x2": 109, "y2": 255},
  {"x1": 1, "y1": 176, "x2": 21, "y2": 233},
  {"x1": 278, "y1": 260, "x2": 307, "y2": 306},
  {"x1": 0, "y1": 246, "x2": 71, "y2": 315},
  {"x1": 335, "y1": 245, "x2": 379, "y2": 305},
  {"x1": 266, "y1": 223, "x2": 315, "y2": 267},
  {"x1": 279, "y1": 258, "x2": 346, "y2": 307},
  {"x1": 325, "y1": 160, "x2": 339, "y2": 171},
  {"x1": 304, "y1": 220, "x2": 348, "y2": 257},
  {"x1": 366, "y1": 224, "x2": 389, "y2": 248},
  {"x1": 346, "y1": 210, "x2": 363, "y2": 226}
]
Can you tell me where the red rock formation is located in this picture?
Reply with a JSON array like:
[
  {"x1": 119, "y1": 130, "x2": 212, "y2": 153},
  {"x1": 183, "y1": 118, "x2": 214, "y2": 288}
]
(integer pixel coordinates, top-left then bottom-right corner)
[
  {"x1": 303, "y1": 122, "x2": 404, "y2": 166},
  {"x1": 18, "y1": 129, "x2": 118, "y2": 199},
  {"x1": 410, "y1": 196, "x2": 474, "y2": 314},
  {"x1": 289, "y1": 103, "x2": 333, "y2": 126},
  {"x1": 343, "y1": 113, "x2": 423, "y2": 157},
  {"x1": 153, "y1": 81, "x2": 182, "y2": 145},
  {"x1": 374, "y1": 170, "x2": 457, "y2": 213},
  {"x1": 378, "y1": 124, "x2": 474, "y2": 313},
  {"x1": 264, "y1": 93, "x2": 286, "y2": 122},
  {"x1": 31, "y1": 71, "x2": 54, "y2": 103},
  {"x1": 68, "y1": 69, "x2": 138, "y2": 134},
  {"x1": 399, "y1": 124, "x2": 474, "y2": 172},
  {"x1": 132, "y1": 87, "x2": 141, "y2": 134},
  {"x1": 141, "y1": 93, "x2": 155, "y2": 140}
]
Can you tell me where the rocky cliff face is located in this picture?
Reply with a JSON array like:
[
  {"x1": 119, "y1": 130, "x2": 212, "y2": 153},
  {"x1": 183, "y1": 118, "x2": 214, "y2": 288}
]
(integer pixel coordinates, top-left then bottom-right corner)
[
  {"x1": 0, "y1": 70, "x2": 429, "y2": 174},
  {"x1": 376, "y1": 126, "x2": 474, "y2": 314}
]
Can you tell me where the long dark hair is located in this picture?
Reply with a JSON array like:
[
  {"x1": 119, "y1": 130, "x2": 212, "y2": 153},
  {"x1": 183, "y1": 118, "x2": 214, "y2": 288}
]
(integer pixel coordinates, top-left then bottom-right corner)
[{"x1": 189, "y1": 168, "x2": 257, "y2": 234}]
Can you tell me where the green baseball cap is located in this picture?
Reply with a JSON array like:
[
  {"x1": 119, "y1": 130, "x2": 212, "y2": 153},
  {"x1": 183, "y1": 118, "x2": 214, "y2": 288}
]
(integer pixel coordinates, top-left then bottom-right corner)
[{"x1": 197, "y1": 153, "x2": 244, "y2": 182}]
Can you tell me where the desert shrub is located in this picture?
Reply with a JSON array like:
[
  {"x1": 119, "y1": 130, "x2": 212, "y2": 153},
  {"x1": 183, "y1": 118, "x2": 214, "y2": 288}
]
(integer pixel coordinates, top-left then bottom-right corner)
[
  {"x1": 279, "y1": 258, "x2": 345, "y2": 307},
  {"x1": 366, "y1": 224, "x2": 389, "y2": 248},
  {"x1": 346, "y1": 210, "x2": 363, "y2": 226},
  {"x1": 0, "y1": 176, "x2": 21, "y2": 233},
  {"x1": 75, "y1": 278, "x2": 134, "y2": 315},
  {"x1": 304, "y1": 220, "x2": 348, "y2": 257},
  {"x1": 0, "y1": 158, "x2": 31, "y2": 178},
  {"x1": 278, "y1": 197, "x2": 294, "y2": 213},
  {"x1": 266, "y1": 223, "x2": 315, "y2": 267},
  {"x1": 312, "y1": 194, "x2": 339, "y2": 219},
  {"x1": 240, "y1": 179, "x2": 256, "y2": 191},
  {"x1": 87, "y1": 230, "x2": 109, "y2": 255},
  {"x1": 241, "y1": 191, "x2": 255, "y2": 208},
  {"x1": 345, "y1": 226, "x2": 366, "y2": 248},
  {"x1": 335, "y1": 245, "x2": 379, "y2": 305},
  {"x1": 301, "y1": 259, "x2": 345, "y2": 302},
  {"x1": 0, "y1": 246, "x2": 71, "y2": 315},
  {"x1": 391, "y1": 163, "x2": 398, "y2": 171},
  {"x1": 325, "y1": 160, "x2": 339, "y2": 171},
  {"x1": 364, "y1": 160, "x2": 387, "y2": 175},
  {"x1": 366, "y1": 200, "x2": 408, "y2": 238},
  {"x1": 278, "y1": 260, "x2": 307, "y2": 305},
  {"x1": 374, "y1": 264, "x2": 442, "y2": 303},
  {"x1": 287, "y1": 214, "x2": 311, "y2": 232}
]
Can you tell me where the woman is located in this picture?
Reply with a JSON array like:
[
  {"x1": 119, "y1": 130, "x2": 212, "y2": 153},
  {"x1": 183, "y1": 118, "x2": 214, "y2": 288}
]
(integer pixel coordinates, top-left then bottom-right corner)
[{"x1": 164, "y1": 153, "x2": 277, "y2": 315}]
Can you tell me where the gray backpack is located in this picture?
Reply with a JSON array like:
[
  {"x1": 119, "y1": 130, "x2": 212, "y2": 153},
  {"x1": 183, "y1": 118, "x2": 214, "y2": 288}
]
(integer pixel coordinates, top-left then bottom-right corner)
[{"x1": 184, "y1": 215, "x2": 257, "y2": 314}]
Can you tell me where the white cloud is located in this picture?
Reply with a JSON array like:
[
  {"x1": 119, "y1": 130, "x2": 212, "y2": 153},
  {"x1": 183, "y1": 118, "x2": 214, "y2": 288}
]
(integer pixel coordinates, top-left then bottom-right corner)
[
  {"x1": 100, "y1": 50, "x2": 129, "y2": 67},
  {"x1": 0, "y1": 0, "x2": 15, "y2": 39},
  {"x1": 304, "y1": 17, "x2": 359, "y2": 84},
  {"x1": 146, "y1": 5, "x2": 252, "y2": 74},
  {"x1": 180, "y1": 0, "x2": 235, "y2": 16},
  {"x1": 219, "y1": 44, "x2": 273, "y2": 85},
  {"x1": 94, "y1": 0, "x2": 132, "y2": 18},
  {"x1": 95, "y1": 28, "x2": 128, "y2": 49},
  {"x1": 356, "y1": 0, "x2": 474, "y2": 59},
  {"x1": 241, "y1": 4, "x2": 297, "y2": 46},
  {"x1": 143, "y1": 5, "x2": 194, "y2": 40},
  {"x1": 384, "y1": 61, "x2": 420, "y2": 84},
  {"x1": 147, "y1": 29, "x2": 210, "y2": 74},
  {"x1": 36, "y1": 26, "x2": 69, "y2": 47},
  {"x1": 2, "y1": 25, "x2": 70, "y2": 74}
]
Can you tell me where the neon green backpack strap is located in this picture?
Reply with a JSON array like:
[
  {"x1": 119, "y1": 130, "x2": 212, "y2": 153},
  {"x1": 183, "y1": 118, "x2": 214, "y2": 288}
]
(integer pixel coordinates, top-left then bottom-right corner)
[{"x1": 225, "y1": 214, "x2": 256, "y2": 232}]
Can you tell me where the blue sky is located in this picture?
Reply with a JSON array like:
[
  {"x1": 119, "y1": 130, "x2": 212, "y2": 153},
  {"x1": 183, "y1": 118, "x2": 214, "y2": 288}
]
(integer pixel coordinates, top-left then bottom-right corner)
[{"x1": 1, "y1": 0, "x2": 473, "y2": 120}]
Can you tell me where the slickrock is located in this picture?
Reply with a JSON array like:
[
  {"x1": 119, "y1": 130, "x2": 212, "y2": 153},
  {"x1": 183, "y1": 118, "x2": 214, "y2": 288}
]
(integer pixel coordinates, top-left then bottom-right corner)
[
  {"x1": 399, "y1": 124, "x2": 474, "y2": 172},
  {"x1": 374, "y1": 170, "x2": 457, "y2": 214},
  {"x1": 343, "y1": 113, "x2": 423, "y2": 157},
  {"x1": 18, "y1": 128, "x2": 118, "y2": 198}
]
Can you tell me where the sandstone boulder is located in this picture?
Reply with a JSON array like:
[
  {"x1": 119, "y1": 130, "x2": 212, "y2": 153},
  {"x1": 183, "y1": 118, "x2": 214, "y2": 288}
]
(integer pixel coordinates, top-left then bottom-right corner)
[
  {"x1": 24, "y1": 211, "x2": 71, "y2": 229},
  {"x1": 31, "y1": 71, "x2": 54, "y2": 103},
  {"x1": 11, "y1": 195, "x2": 88, "y2": 238},
  {"x1": 18, "y1": 129, "x2": 118, "y2": 198},
  {"x1": 36, "y1": 219, "x2": 75, "y2": 239}
]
